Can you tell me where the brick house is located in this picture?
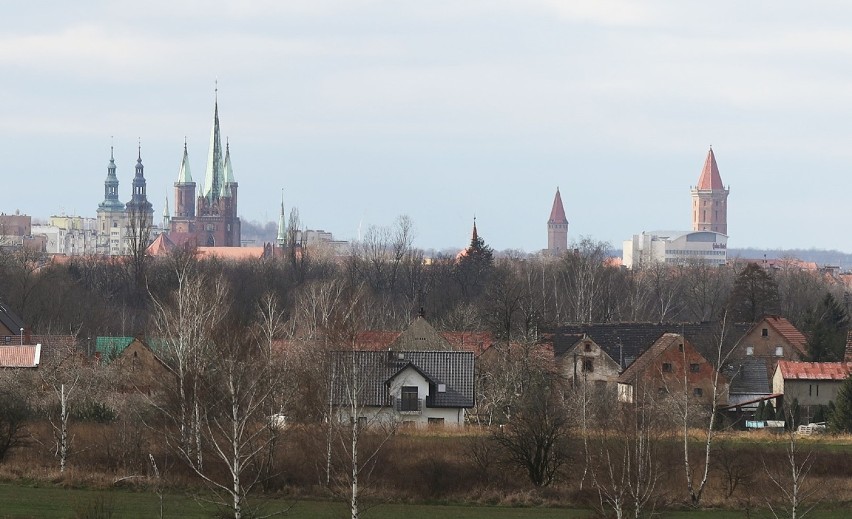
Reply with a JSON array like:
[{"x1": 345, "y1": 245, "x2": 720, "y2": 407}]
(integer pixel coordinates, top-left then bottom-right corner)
[{"x1": 617, "y1": 333, "x2": 728, "y2": 406}]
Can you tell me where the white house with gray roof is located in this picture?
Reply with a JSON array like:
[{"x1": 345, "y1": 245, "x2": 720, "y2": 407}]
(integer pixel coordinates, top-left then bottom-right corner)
[{"x1": 331, "y1": 350, "x2": 474, "y2": 427}]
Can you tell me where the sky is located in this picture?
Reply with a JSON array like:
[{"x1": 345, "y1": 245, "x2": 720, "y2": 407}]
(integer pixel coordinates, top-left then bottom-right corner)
[{"x1": 3, "y1": 1, "x2": 852, "y2": 253}]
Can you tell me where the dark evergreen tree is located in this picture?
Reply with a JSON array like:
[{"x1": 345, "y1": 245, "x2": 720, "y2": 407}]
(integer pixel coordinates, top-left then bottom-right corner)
[
  {"x1": 755, "y1": 400, "x2": 766, "y2": 421},
  {"x1": 812, "y1": 405, "x2": 826, "y2": 424},
  {"x1": 803, "y1": 293, "x2": 849, "y2": 362},
  {"x1": 829, "y1": 375, "x2": 852, "y2": 433},
  {"x1": 453, "y1": 218, "x2": 494, "y2": 301},
  {"x1": 727, "y1": 263, "x2": 779, "y2": 322}
]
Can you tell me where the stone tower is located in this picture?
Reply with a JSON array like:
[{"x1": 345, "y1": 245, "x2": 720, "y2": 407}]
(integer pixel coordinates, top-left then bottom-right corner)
[
  {"x1": 691, "y1": 147, "x2": 729, "y2": 235},
  {"x1": 547, "y1": 187, "x2": 569, "y2": 254}
]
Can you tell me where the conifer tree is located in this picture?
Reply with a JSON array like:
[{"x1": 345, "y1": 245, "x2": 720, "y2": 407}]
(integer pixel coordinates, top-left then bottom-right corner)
[
  {"x1": 829, "y1": 375, "x2": 852, "y2": 433},
  {"x1": 727, "y1": 263, "x2": 779, "y2": 323},
  {"x1": 803, "y1": 293, "x2": 849, "y2": 362}
]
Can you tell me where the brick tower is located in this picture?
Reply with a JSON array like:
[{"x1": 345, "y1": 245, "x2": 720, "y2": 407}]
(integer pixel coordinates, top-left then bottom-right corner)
[
  {"x1": 547, "y1": 187, "x2": 569, "y2": 254},
  {"x1": 691, "y1": 147, "x2": 729, "y2": 235}
]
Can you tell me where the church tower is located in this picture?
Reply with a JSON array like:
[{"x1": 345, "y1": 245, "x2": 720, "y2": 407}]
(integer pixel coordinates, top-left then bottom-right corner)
[
  {"x1": 691, "y1": 147, "x2": 729, "y2": 235},
  {"x1": 125, "y1": 144, "x2": 154, "y2": 229},
  {"x1": 174, "y1": 141, "x2": 196, "y2": 220},
  {"x1": 276, "y1": 191, "x2": 287, "y2": 248},
  {"x1": 96, "y1": 146, "x2": 126, "y2": 255},
  {"x1": 547, "y1": 187, "x2": 569, "y2": 254}
]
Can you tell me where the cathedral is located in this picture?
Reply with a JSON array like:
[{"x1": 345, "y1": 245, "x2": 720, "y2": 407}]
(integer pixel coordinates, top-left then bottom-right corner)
[
  {"x1": 166, "y1": 94, "x2": 241, "y2": 247},
  {"x1": 96, "y1": 144, "x2": 154, "y2": 256}
]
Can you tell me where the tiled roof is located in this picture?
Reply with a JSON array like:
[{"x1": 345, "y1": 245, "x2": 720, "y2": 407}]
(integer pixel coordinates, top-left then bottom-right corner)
[
  {"x1": 146, "y1": 233, "x2": 175, "y2": 256},
  {"x1": 696, "y1": 147, "x2": 724, "y2": 190},
  {"x1": 196, "y1": 246, "x2": 267, "y2": 261},
  {"x1": 548, "y1": 188, "x2": 568, "y2": 224},
  {"x1": 0, "y1": 345, "x2": 40, "y2": 368},
  {"x1": 617, "y1": 333, "x2": 684, "y2": 383},
  {"x1": 330, "y1": 350, "x2": 474, "y2": 409},
  {"x1": 776, "y1": 361, "x2": 852, "y2": 381},
  {"x1": 762, "y1": 315, "x2": 807, "y2": 356},
  {"x1": 355, "y1": 318, "x2": 493, "y2": 355},
  {"x1": 0, "y1": 301, "x2": 24, "y2": 335},
  {"x1": 728, "y1": 357, "x2": 771, "y2": 395},
  {"x1": 549, "y1": 321, "x2": 749, "y2": 370}
]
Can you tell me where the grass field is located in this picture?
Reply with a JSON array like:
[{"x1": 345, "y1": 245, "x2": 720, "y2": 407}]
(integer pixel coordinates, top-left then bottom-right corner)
[{"x1": 0, "y1": 484, "x2": 850, "y2": 519}]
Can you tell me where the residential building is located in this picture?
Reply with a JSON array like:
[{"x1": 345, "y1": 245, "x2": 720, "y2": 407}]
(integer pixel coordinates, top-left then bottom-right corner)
[
  {"x1": 331, "y1": 350, "x2": 475, "y2": 427},
  {"x1": 691, "y1": 146, "x2": 729, "y2": 235},
  {"x1": 773, "y1": 361, "x2": 852, "y2": 423},
  {"x1": 555, "y1": 334, "x2": 621, "y2": 393},
  {"x1": 547, "y1": 187, "x2": 569, "y2": 254},
  {"x1": 356, "y1": 315, "x2": 492, "y2": 356},
  {"x1": 32, "y1": 215, "x2": 98, "y2": 256},
  {"x1": 622, "y1": 230, "x2": 727, "y2": 268},
  {"x1": 726, "y1": 315, "x2": 807, "y2": 408},
  {"x1": 617, "y1": 333, "x2": 728, "y2": 406}
]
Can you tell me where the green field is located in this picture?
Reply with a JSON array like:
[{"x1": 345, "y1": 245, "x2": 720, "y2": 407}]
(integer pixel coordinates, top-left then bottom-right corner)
[{"x1": 0, "y1": 484, "x2": 848, "y2": 519}]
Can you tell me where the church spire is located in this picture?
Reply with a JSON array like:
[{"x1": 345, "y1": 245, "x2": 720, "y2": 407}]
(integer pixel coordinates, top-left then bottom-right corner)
[
  {"x1": 202, "y1": 89, "x2": 224, "y2": 201},
  {"x1": 222, "y1": 138, "x2": 235, "y2": 197},
  {"x1": 276, "y1": 190, "x2": 287, "y2": 247},
  {"x1": 177, "y1": 138, "x2": 192, "y2": 183},
  {"x1": 98, "y1": 143, "x2": 124, "y2": 213}
]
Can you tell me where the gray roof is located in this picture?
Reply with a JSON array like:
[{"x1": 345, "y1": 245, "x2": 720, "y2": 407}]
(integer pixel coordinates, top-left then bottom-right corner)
[
  {"x1": 727, "y1": 357, "x2": 772, "y2": 395},
  {"x1": 331, "y1": 350, "x2": 474, "y2": 409},
  {"x1": 0, "y1": 301, "x2": 24, "y2": 335},
  {"x1": 549, "y1": 322, "x2": 750, "y2": 370}
]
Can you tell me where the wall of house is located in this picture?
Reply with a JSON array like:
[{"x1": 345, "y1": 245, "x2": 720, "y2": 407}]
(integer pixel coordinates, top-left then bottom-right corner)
[
  {"x1": 736, "y1": 323, "x2": 803, "y2": 368},
  {"x1": 635, "y1": 339, "x2": 727, "y2": 407},
  {"x1": 337, "y1": 403, "x2": 465, "y2": 427},
  {"x1": 561, "y1": 338, "x2": 620, "y2": 391}
]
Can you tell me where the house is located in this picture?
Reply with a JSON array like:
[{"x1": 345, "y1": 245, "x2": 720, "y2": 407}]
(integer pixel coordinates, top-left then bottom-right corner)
[
  {"x1": 331, "y1": 350, "x2": 474, "y2": 427},
  {"x1": 106, "y1": 338, "x2": 174, "y2": 395},
  {"x1": 0, "y1": 344, "x2": 41, "y2": 368},
  {"x1": 554, "y1": 334, "x2": 620, "y2": 392},
  {"x1": 726, "y1": 316, "x2": 807, "y2": 410},
  {"x1": 772, "y1": 361, "x2": 852, "y2": 423},
  {"x1": 548, "y1": 321, "x2": 748, "y2": 371},
  {"x1": 617, "y1": 333, "x2": 728, "y2": 407}
]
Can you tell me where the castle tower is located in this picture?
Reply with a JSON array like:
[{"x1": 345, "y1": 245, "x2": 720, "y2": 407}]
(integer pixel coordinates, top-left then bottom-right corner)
[
  {"x1": 547, "y1": 187, "x2": 569, "y2": 254},
  {"x1": 174, "y1": 140, "x2": 196, "y2": 219},
  {"x1": 691, "y1": 147, "x2": 729, "y2": 235}
]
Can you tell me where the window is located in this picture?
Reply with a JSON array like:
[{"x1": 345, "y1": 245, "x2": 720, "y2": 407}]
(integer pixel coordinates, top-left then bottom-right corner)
[
  {"x1": 746, "y1": 346, "x2": 754, "y2": 356},
  {"x1": 357, "y1": 417, "x2": 367, "y2": 428},
  {"x1": 400, "y1": 386, "x2": 419, "y2": 412},
  {"x1": 583, "y1": 359, "x2": 594, "y2": 373},
  {"x1": 775, "y1": 346, "x2": 783, "y2": 357},
  {"x1": 690, "y1": 363, "x2": 700, "y2": 373},
  {"x1": 584, "y1": 343, "x2": 592, "y2": 352},
  {"x1": 678, "y1": 344, "x2": 684, "y2": 353},
  {"x1": 662, "y1": 363, "x2": 673, "y2": 373},
  {"x1": 761, "y1": 328, "x2": 768, "y2": 337},
  {"x1": 693, "y1": 388, "x2": 703, "y2": 397},
  {"x1": 427, "y1": 417, "x2": 445, "y2": 426}
]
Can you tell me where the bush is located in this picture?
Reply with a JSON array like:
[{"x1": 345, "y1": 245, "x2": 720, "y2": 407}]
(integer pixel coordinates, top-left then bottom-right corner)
[{"x1": 0, "y1": 388, "x2": 31, "y2": 461}]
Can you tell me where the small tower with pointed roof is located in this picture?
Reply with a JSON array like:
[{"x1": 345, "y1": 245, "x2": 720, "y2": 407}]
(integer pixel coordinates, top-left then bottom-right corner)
[
  {"x1": 276, "y1": 190, "x2": 287, "y2": 248},
  {"x1": 125, "y1": 143, "x2": 155, "y2": 235},
  {"x1": 174, "y1": 140, "x2": 196, "y2": 219},
  {"x1": 691, "y1": 147, "x2": 729, "y2": 235},
  {"x1": 547, "y1": 187, "x2": 569, "y2": 254}
]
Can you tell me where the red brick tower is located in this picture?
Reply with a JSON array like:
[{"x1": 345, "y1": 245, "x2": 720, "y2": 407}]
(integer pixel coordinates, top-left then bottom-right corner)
[{"x1": 691, "y1": 147, "x2": 729, "y2": 235}]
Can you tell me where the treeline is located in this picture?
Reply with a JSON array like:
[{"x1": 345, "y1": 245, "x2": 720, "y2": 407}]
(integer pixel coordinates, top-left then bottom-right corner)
[{"x1": 0, "y1": 218, "x2": 848, "y2": 348}]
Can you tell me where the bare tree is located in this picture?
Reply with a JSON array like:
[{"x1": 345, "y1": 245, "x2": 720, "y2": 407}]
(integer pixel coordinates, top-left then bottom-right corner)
[
  {"x1": 763, "y1": 424, "x2": 818, "y2": 519},
  {"x1": 149, "y1": 262, "x2": 228, "y2": 469}
]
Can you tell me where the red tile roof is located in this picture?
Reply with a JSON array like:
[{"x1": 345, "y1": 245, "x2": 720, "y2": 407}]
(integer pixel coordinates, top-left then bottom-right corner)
[
  {"x1": 776, "y1": 360, "x2": 852, "y2": 381},
  {"x1": 196, "y1": 247, "x2": 267, "y2": 261},
  {"x1": 696, "y1": 147, "x2": 724, "y2": 190},
  {"x1": 548, "y1": 188, "x2": 568, "y2": 224},
  {"x1": 146, "y1": 233, "x2": 175, "y2": 257},
  {"x1": 0, "y1": 345, "x2": 41, "y2": 368},
  {"x1": 764, "y1": 316, "x2": 808, "y2": 356}
]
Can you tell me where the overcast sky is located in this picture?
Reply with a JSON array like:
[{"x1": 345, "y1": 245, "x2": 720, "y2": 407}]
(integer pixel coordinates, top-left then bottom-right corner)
[{"x1": 3, "y1": 1, "x2": 852, "y2": 252}]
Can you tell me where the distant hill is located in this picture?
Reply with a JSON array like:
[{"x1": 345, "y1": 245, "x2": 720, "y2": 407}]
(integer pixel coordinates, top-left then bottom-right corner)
[{"x1": 729, "y1": 248, "x2": 852, "y2": 270}]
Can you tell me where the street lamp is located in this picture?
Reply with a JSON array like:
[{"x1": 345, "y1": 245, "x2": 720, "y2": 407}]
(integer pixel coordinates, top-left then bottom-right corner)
[{"x1": 20, "y1": 328, "x2": 23, "y2": 346}]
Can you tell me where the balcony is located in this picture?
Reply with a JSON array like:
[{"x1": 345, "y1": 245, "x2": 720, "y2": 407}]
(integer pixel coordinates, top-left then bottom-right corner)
[{"x1": 394, "y1": 397, "x2": 423, "y2": 414}]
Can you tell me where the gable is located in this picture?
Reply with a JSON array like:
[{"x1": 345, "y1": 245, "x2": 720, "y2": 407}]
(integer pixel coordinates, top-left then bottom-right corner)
[{"x1": 389, "y1": 317, "x2": 453, "y2": 351}]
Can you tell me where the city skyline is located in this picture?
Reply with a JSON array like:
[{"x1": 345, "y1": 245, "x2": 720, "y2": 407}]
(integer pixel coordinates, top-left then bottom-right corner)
[{"x1": 4, "y1": 2, "x2": 852, "y2": 252}]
